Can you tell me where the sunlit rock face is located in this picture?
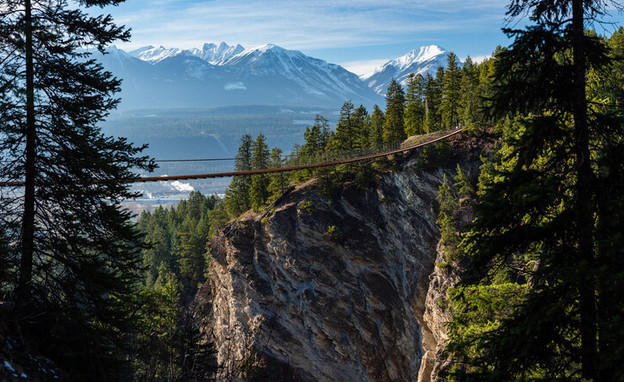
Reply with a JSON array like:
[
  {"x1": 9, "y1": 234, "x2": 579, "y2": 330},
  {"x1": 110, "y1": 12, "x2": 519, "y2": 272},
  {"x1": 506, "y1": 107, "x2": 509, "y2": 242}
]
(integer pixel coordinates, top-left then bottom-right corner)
[{"x1": 194, "y1": 136, "x2": 488, "y2": 381}]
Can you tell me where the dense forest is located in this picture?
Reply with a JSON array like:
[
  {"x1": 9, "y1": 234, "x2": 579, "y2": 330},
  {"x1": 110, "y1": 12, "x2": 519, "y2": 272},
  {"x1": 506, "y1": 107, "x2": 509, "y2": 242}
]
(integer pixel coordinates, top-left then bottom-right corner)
[{"x1": 1, "y1": 0, "x2": 623, "y2": 380}]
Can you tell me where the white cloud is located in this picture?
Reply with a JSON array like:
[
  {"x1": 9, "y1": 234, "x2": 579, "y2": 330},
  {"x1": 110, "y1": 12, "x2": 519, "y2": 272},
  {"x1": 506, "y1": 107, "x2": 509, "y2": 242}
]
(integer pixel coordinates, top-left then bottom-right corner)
[{"x1": 108, "y1": 0, "x2": 507, "y2": 52}]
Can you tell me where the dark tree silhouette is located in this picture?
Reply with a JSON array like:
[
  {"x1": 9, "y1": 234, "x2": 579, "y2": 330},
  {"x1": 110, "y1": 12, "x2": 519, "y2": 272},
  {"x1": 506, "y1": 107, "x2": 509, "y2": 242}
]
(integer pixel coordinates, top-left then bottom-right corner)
[
  {"x1": 0, "y1": 0, "x2": 153, "y2": 378},
  {"x1": 447, "y1": 1, "x2": 624, "y2": 380}
]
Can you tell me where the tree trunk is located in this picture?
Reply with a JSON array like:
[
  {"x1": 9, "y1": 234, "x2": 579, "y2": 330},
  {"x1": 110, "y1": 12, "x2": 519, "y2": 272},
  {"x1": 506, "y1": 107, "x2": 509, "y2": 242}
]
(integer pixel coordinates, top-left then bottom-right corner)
[
  {"x1": 571, "y1": 0, "x2": 598, "y2": 379},
  {"x1": 17, "y1": 0, "x2": 36, "y2": 307}
]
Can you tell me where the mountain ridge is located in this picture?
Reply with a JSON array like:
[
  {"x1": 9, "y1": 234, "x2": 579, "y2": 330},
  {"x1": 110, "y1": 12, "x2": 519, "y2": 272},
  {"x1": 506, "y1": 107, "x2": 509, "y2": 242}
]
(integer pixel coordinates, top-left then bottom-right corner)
[
  {"x1": 362, "y1": 45, "x2": 451, "y2": 95},
  {"x1": 97, "y1": 42, "x2": 453, "y2": 110}
]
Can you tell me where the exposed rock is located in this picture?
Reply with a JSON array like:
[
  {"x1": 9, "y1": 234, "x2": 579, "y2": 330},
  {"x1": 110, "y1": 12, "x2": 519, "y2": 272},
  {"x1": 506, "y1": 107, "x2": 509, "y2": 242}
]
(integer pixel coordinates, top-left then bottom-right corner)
[{"x1": 194, "y1": 134, "x2": 491, "y2": 381}]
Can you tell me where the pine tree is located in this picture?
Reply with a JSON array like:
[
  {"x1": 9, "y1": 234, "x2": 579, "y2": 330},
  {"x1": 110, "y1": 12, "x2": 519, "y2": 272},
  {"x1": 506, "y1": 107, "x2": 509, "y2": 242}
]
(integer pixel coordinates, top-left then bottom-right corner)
[
  {"x1": 0, "y1": 0, "x2": 154, "y2": 378},
  {"x1": 352, "y1": 104, "x2": 369, "y2": 150},
  {"x1": 268, "y1": 147, "x2": 288, "y2": 196},
  {"x1": 332, "y1": 100, "x2": 357, "y2": 151},
  {"x1": 225, "y1": 134, "x2": 253, "y2": 217},
  {"x1": 301, "y1": 114, "x2": 331, "y2": 162},
  {"x1": 424, "y1": 71, "x2": 443, "y2": 131},
  {"x1": 176, "y1": 217, "x2": 209, "y2": 298},
  {"x1": 458, "y1": 56, "x2": 481, "y2": 129},
  {"x1": 382, "y1": 79, "x2": 406, "y2": 143},
  {"x1": 369, "y1": 105, "x2": 385, "y2": 148},
  {"x1": 404, "y1": 74, "x2": 426, "y2": 136},
  {"x1": 250, "y1": 133, "x2": 270, "y2": 210},
  {"x1": 440, "y1": 52, "x2": 462, "y2": 128},
  {"x1": 447, "y1": 3, "x2": 624, "y2": 380}
]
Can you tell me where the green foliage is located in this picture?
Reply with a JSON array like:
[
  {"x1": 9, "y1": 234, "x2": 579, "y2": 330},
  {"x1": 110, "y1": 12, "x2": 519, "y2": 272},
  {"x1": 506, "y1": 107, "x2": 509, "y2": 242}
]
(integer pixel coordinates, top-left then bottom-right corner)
[
  {"x1": 424, "y1": 69, "x2": 444, "y2": 131},
  {"x1": 138, "y1": 192, "x2": 222, "y2": 300},
  {"x1": 436, "y1": 166, "x2": 476, "y2": 264},
  {"x1": 250, "y1": 133, "x2": 271, "y2": 211},
  {"x1": 446, "y1": 13, "x2": 624, "y2": 380},
  {"x1": 440, "y1": 52, "x2": 462, "y2": 128},
  {"x1": 324, "y1": 225, "x2": 343, "y2": 242},
  {"x1": 415, "y1": 141, "x2": 452, "y2": 172},
  {"x1": 436, "y1": 175, "x2": 462, "y2": 263},
  {"x1": 353, "y1": 104, "x2": 370, "y2": 149},
  {"x1": 404, "y1": 74, "x2": 427, "y2": 136},
  {"x1": 298, "y1": 201, "x2": 316, "y2": 214},
  {"x1": 382, "y1": 79, "x2": 407, "y2": 143},
  {"x1": 458, "y1": 56, "x2": 482, "y2": 130},
  {"x1": 446, "y1": 283, "x2": 528, "y2": 380},
  {"x1": 130, "y1": 271, "x2": 215, "y2": 381},
  {"x1": 353, "y1": 165, "x2": 377, "y2": 191},
  {"x1": 328, "y1": 101, "x2": 370, "y2": 152},
  {"x1": 225, "y1": 134, "x2": 253, "y2": 217},
  {"x1": 268, "y1": 147, "x2": 289, "y2": 197},
  {"x1": 369, "y1": 105, "x2": 385, "y2": 148},
  {"x1": 0, "y1": 0, "x2": 155, "y2": 378},
  {"x1": 331, "y1": 101, "x2": 357, "y2": 151}
]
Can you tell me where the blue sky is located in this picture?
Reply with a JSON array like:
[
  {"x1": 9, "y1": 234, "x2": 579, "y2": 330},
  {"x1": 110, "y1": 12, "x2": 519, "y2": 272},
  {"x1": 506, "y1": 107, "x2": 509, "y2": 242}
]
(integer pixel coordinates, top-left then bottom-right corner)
[{"x1": 100, "y1": 0, "x2": 624, "y2": 75}]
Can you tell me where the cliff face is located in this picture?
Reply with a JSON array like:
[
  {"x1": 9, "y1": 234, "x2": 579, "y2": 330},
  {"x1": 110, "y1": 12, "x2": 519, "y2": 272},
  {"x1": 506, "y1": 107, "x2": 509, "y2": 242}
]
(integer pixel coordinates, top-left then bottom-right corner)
[{"x1": 195, "y1": 138, "x2": 485, "y2": 381}]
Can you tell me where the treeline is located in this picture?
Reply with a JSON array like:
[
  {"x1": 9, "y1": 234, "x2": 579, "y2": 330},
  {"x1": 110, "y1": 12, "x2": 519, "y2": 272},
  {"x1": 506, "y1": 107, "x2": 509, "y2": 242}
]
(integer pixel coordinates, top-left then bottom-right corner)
[{"x1": 223, "y1": 51, "x2": 498, "y2": 217}]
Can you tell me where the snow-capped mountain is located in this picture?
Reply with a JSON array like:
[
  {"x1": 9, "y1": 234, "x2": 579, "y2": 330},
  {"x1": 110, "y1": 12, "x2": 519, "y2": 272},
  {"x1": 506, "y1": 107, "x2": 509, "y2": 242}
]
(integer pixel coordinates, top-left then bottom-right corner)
[
  {"x1": 190, "y1": 42, "x2": 245, "y2": 65},
  {"x1": 128, "y1": 45, "x2": 182, "y2": 64},
  {"x1": 362, "y1": 45, "x2": 451, "y2": 94},
  {"x1": 96, "y1": 42, "x2": 383, "y2": 110},
  {"x1": 222, "y1": 44, "x2": 378, "y2": 105},
  {"x1": 129, "y1": 42, "x2": 244, "y2": 66}
]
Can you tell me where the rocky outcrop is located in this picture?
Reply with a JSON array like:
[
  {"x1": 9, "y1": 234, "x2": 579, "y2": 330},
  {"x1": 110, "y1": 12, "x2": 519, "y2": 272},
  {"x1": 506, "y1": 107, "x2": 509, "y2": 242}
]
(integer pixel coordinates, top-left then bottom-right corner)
[{"x1": 194, "y1": 135, "x2": 490, "y2": 381}]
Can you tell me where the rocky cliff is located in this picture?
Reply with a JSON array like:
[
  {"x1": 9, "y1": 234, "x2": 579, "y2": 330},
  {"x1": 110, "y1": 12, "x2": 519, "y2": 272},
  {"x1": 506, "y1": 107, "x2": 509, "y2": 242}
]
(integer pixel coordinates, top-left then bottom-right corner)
[{"x1": 194, "y1": 135, "x2": 488, "y2": 381}]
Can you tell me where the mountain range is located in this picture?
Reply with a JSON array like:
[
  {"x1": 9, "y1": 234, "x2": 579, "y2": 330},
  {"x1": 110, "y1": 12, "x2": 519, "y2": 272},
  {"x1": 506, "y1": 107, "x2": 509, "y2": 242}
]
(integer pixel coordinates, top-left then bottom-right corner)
[{"x1": 95, "y1": 42, "x2": 453, "y2": 111}]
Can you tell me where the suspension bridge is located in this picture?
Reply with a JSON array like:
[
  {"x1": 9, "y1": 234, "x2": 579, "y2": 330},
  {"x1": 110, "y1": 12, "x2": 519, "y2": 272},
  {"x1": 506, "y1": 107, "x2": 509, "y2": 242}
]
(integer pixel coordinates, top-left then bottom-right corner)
[{"x1": 0, "y1": 128, "x2": 463, "y2": 187}]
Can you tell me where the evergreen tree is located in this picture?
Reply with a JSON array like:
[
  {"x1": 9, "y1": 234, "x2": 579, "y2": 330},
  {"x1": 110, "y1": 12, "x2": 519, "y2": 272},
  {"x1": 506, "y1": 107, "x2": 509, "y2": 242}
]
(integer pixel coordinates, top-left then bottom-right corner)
[
  {"x1": 382, "y1": 79, "x2": 406, "y2": 143},
  {"x1": 332, "y1": 100, "x2": 357, "y2": 151},
  {"x1": 352, "y1": 104, "x2": 369, "y2": 149},
  {"x1": 301, "y1": 114, "x2": 331, "y2": 162},
  {"x1": 458, "y1": 56, "x2": 481, "y2": 129},
  {"x1": 0, "y1": 0, "x2": 153, "y2": 378},
  {"x1": 225, "y1": 134, "x2": 253, "y2": 217},
  {"x1": 404, "y1": 74, "x2": 426, "y2": 136},
  {"x1": 440, "y1": 52, "x2": 462, "y2": 128},
  {"x1": 424, "y1": 71, "x2": 443, "y2": 131},
  {"x1": 250, "y1": 133, "x2": 270, "y2": 210},
  {"x1": 268, "y1": 147, "x2": 288, "y2": 196},
  {"x1": 369, "y1": 105, "x2": 385, "y2": 148},
  {"x1": 142, "y1": 217, "x2": 175, "y2": 288},
  {"x1": 447, "y1": 3, "x2": 624, "y2": 380},
  {"x1": 176, "y1": 216, "x2": 209, "y2": 298},
  {"x1": 604, "y1": 27, "x2": 624, "y2": 108}
]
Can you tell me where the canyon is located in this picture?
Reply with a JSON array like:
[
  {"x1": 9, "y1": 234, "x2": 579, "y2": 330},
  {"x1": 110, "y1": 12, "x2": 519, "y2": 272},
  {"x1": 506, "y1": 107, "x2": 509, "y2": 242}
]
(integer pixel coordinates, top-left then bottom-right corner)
[{"x1": 194, "y1": 134, "x2": 488, "y2": 381}]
